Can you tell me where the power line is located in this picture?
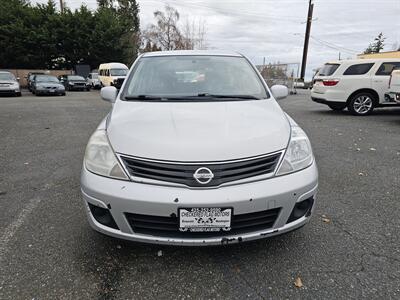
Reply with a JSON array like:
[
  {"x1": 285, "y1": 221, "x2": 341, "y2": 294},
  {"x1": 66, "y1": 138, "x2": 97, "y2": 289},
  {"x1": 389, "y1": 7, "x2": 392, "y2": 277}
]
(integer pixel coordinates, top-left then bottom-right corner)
[
  {"x1": 145, "y1": 0, "x2": 305, "y2": 22},
  {"x1": 309, "y1": 36, "x2": 359, "y2": 54}
]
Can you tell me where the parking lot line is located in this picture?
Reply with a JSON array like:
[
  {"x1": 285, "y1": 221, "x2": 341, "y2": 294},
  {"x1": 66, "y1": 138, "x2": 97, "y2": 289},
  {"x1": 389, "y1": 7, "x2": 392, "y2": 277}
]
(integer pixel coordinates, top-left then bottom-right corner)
[{"x1": 0, "y1": 196, "x2": 41, "y2": 264}]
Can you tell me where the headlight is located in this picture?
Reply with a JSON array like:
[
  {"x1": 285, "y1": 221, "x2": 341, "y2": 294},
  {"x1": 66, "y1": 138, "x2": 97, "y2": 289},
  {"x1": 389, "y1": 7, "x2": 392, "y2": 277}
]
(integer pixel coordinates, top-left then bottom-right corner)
[
  {"x1": 276, "y1": 126, "x2": 313, "y2": 176},
  {"x1": 58, "y1": 86, "x2": 65, "y2": 90},
  {"x1": 84, "y1": 130, "x2": 128, "y2": 180},
  {"x1": 69, "y1": 82, "x2": 74, "y2": 85}
]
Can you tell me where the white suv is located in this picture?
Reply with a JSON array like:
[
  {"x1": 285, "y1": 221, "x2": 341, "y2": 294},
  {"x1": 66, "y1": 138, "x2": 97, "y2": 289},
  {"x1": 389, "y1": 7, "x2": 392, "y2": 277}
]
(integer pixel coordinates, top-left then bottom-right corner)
[{"x1": 311, "y1": 58, "x2": 400, "y2": 115}]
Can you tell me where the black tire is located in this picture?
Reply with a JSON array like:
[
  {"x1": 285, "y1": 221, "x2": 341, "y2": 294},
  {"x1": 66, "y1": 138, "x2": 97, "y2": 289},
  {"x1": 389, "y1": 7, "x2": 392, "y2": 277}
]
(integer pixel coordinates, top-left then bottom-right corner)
[
  {"x1": 348, "y1": 92, "x2": 376, "y2": 116},
  {"x1": 15, "y1": 92, "x2": 21, "y2": 97},
  {"x1": 328, "y1": 104, "x2": 346, "y2": 111}
]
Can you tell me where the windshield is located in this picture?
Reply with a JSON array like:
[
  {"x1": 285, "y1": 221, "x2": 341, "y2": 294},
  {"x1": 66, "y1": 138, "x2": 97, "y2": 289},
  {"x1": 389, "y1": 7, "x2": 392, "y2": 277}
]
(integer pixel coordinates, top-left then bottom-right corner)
[
  {"x1": 91, "y1": 73, "x2": 99, "y2": 79},
  {"x1": 0, "y1": 73, "x2": 15, "y2": 81},
  {"x1": 110, "y1": 69, "x2": 128, "y2": 76},
  {"x1": 68, "y1": 75, "x2": 85, "y2": 81},
  {"x1": 35, "y1": 75, "x2": 59, "y2": 83},
  {"x1": 123, "y1": 56, "x2": 268, "y2": 100}
]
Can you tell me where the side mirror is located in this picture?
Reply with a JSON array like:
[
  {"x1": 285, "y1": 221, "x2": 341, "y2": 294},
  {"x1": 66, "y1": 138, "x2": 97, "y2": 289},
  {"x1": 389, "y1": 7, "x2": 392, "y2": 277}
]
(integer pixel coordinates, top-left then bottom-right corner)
[
  {"x1": 16, "y1": 77, "x2": 20, "y2": 81},
  {"x1": 271, "y1": 85, "x2": 289, "y2": 100},
  {"x1": 101, "y1": 86, "x2": 118, "y2": 103}
]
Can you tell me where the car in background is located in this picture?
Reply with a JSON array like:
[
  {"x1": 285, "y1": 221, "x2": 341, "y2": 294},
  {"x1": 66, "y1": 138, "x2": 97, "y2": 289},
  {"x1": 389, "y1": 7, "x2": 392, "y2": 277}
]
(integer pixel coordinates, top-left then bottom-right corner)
[
  {"x1": 386, "y1": 68, "x2": 400, "y2": 103},
  {"x1": 31, "y1": 75, "x2": 65, "y2": 96},
  {"x1": 27, "y1": 72, "x2": 45, "y2": 92},
  {"x1": 98, "y1": 62, "x2": 128, "y2": 89},
  {"x1": 81, "y1": 51, "x2": 318, "y2": 245},
  {"x1": 311, "y1": 58, "x2": 400, "y2": 115},
  {"x1": 0, "y1": 71, "x2": 21, "y2": 96},
  {"x1": 86, "y1": 72, "x2": 101, "y2": 89},
  {"x1": 58, "y1": 75, "x2": 89, "y2": 91}
]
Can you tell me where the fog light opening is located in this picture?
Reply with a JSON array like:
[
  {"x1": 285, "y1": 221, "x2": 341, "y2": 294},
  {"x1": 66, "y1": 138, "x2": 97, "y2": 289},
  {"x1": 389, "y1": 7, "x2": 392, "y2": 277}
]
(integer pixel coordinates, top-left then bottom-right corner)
[
  {"x1": 287, "y1": 197, "x2": 314, "y2": 223},
  {"x1": 88, "y1": 203, "x2": 119, "y2": 229}
]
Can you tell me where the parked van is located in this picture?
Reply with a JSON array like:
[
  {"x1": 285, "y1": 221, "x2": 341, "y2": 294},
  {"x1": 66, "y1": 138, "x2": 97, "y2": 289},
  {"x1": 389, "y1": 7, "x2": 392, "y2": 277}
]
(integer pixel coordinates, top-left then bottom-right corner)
[
  {"x1": 311, "y1": 58, "x2": 400, "y2": 115},
  {"x1": 386, "y1": 69, "x2": 400, "y2": 103},
  {"x1": 98, "y1": 63, "x2": 129, "y2": 89}
]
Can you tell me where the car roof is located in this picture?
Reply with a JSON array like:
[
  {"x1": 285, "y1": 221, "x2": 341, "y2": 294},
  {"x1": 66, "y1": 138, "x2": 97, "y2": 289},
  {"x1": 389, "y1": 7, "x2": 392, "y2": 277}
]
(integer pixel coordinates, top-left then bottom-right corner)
[
  {"x1": 99, "y1": 62, "x2": 128, "y2": 69},
  {"x1": 0, "y1": 71, "x2": 12, "y2": 74},
  {"x1": 326, "y1": 58, "x2": 400, "y2": 64},
  {"x1": 141, "y1": 50, "x2": 243, "y2": 58}
]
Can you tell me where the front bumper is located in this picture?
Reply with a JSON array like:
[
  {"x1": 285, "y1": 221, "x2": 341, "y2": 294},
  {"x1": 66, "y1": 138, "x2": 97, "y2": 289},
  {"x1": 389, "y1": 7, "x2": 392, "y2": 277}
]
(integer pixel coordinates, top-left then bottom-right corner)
[
  {"x1": 68, "y1": 85, "x2": 86, "y2": 90},
  {"x1": 36, "y1": 89, "x2": 64, "y2": 95},
  {"x1": 81, "y1": 162, "x2": 318, "y2": 246},
  {"x1": 0, "y1": 87, "x2": 19, "y2": 95}
]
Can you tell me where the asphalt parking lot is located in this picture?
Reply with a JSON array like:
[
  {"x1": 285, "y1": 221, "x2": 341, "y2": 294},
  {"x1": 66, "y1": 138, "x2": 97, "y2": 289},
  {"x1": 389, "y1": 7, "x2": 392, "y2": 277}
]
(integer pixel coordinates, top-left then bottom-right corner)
[{"x1": 0, "y1": 90, "x2": 399, "y2": 300}]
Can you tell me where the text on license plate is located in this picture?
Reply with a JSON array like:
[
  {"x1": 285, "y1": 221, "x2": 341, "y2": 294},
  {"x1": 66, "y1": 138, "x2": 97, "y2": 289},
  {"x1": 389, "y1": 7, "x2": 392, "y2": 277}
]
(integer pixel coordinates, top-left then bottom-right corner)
[{"x1": 179, "y1": 207, "x2": 232, "y2": 232}]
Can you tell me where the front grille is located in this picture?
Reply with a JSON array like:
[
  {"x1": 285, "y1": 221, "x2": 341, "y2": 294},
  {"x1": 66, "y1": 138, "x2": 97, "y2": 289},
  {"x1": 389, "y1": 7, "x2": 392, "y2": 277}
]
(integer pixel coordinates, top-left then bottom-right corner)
[
  {"x1": 120, "y1": 152, "x2": 281, "y2": 187},
  {"x1": 125, "y1": 208, "x2": 281, "y2": 238}
]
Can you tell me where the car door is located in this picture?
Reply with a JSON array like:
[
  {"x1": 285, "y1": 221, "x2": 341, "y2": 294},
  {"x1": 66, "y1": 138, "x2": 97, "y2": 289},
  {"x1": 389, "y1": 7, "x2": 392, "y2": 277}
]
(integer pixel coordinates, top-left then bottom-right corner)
[{"x1": 371, "y1": 61, "x2": 400, "y2": 103}]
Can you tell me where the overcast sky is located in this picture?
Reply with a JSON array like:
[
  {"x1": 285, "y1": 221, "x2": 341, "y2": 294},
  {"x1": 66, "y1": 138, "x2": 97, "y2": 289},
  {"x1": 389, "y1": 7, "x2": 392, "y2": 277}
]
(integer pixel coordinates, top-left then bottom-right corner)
[{"x1": 36, "y1": 0, "x2": 400, "y2": 79}]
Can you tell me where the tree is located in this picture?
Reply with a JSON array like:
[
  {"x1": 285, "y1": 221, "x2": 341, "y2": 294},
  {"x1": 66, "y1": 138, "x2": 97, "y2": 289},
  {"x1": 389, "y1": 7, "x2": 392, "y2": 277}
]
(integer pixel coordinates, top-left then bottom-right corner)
[
  {"x1": 141, "y1": 5, "x2": 207, "y2": 52},
  {"x1": 143, "y1": 5, "x2": 182, "y2": 51},
  {"x1": 364, "y1": 32, "x2": 386, "y2": 54},
  {"x1": 0, "y1": 0, "x2": 140, "y2": 69}
]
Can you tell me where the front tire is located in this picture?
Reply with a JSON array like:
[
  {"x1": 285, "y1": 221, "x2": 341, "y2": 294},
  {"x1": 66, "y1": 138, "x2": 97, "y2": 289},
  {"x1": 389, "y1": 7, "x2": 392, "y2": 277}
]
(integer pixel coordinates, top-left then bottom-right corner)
[{"x1": 348, "y1": 92, "x2": 375, "y2": 116}]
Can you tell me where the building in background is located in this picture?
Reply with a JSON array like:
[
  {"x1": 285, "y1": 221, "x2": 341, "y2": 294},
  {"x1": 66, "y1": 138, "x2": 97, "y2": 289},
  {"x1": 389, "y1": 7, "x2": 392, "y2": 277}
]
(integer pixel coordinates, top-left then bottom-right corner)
[{"x1": 358, "y1": 51, "x2": 400, "y2": 59}]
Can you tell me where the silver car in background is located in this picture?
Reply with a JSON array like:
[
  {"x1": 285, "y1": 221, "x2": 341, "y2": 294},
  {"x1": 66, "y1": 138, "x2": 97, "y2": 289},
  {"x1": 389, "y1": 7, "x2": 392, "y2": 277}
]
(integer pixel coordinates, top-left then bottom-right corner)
[
  {"x1": 81, "y1": 51, "x2": 318, "y2": 246},
  {"x1": 0, "y1": 71, "x2": 21, "y2": 97}
]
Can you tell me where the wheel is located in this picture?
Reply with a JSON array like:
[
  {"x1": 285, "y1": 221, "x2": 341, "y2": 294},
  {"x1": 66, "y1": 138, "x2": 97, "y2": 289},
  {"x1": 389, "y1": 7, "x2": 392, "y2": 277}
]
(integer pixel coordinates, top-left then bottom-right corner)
[
  {"x1": 328, "y1": 104, "x2": 346, "y2": 111},
  {"x1": 348, "y1": 92, "x2": 375, "y2": 116},
  {"x1": 15, "y1": 92, "x2": 21, "y2": 97}
]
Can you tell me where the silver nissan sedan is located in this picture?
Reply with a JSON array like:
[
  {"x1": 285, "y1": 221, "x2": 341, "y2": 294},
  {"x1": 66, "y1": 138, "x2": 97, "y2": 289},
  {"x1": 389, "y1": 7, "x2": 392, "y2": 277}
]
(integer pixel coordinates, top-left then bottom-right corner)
[{"x1": 81, "y1": 50, "x2": 318, "y2": 246}]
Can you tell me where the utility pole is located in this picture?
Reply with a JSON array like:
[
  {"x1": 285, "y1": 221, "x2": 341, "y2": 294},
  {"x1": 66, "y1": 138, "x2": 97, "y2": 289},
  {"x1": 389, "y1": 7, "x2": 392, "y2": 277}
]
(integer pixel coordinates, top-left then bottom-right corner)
[
  {"x1": 300, "y1": 0, "x2": 314, "y2": 80},
  {"x1": 60, "y1": 0, "x2": 64, "y2": 13}
]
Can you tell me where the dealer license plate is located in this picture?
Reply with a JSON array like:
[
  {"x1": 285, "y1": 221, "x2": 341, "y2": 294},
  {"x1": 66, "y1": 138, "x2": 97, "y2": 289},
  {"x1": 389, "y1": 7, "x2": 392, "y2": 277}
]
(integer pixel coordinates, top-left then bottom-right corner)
[{"x1": 179, "y1": 207, "x2": 232, "y2": 232}]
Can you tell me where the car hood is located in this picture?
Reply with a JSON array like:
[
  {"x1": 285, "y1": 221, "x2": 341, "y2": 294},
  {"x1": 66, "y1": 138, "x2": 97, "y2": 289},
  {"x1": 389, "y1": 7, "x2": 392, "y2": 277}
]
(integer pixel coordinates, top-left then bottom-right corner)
[{"x1": 107, "y1": 99, "x2": 290, "y2": 162}]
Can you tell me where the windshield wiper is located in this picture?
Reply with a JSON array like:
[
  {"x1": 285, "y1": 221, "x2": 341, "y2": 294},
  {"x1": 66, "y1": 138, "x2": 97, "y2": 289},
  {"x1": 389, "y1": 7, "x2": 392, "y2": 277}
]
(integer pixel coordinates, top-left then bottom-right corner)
[
  {"x1": 124, "y1": 95, "x2": 168, "y2": 101},
  {"x1": 197, "y1": 93, "x2": 261, "y2": 100},
  {"x1": 123, "y1": 94, "x2": 262, "y2": 101}
]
